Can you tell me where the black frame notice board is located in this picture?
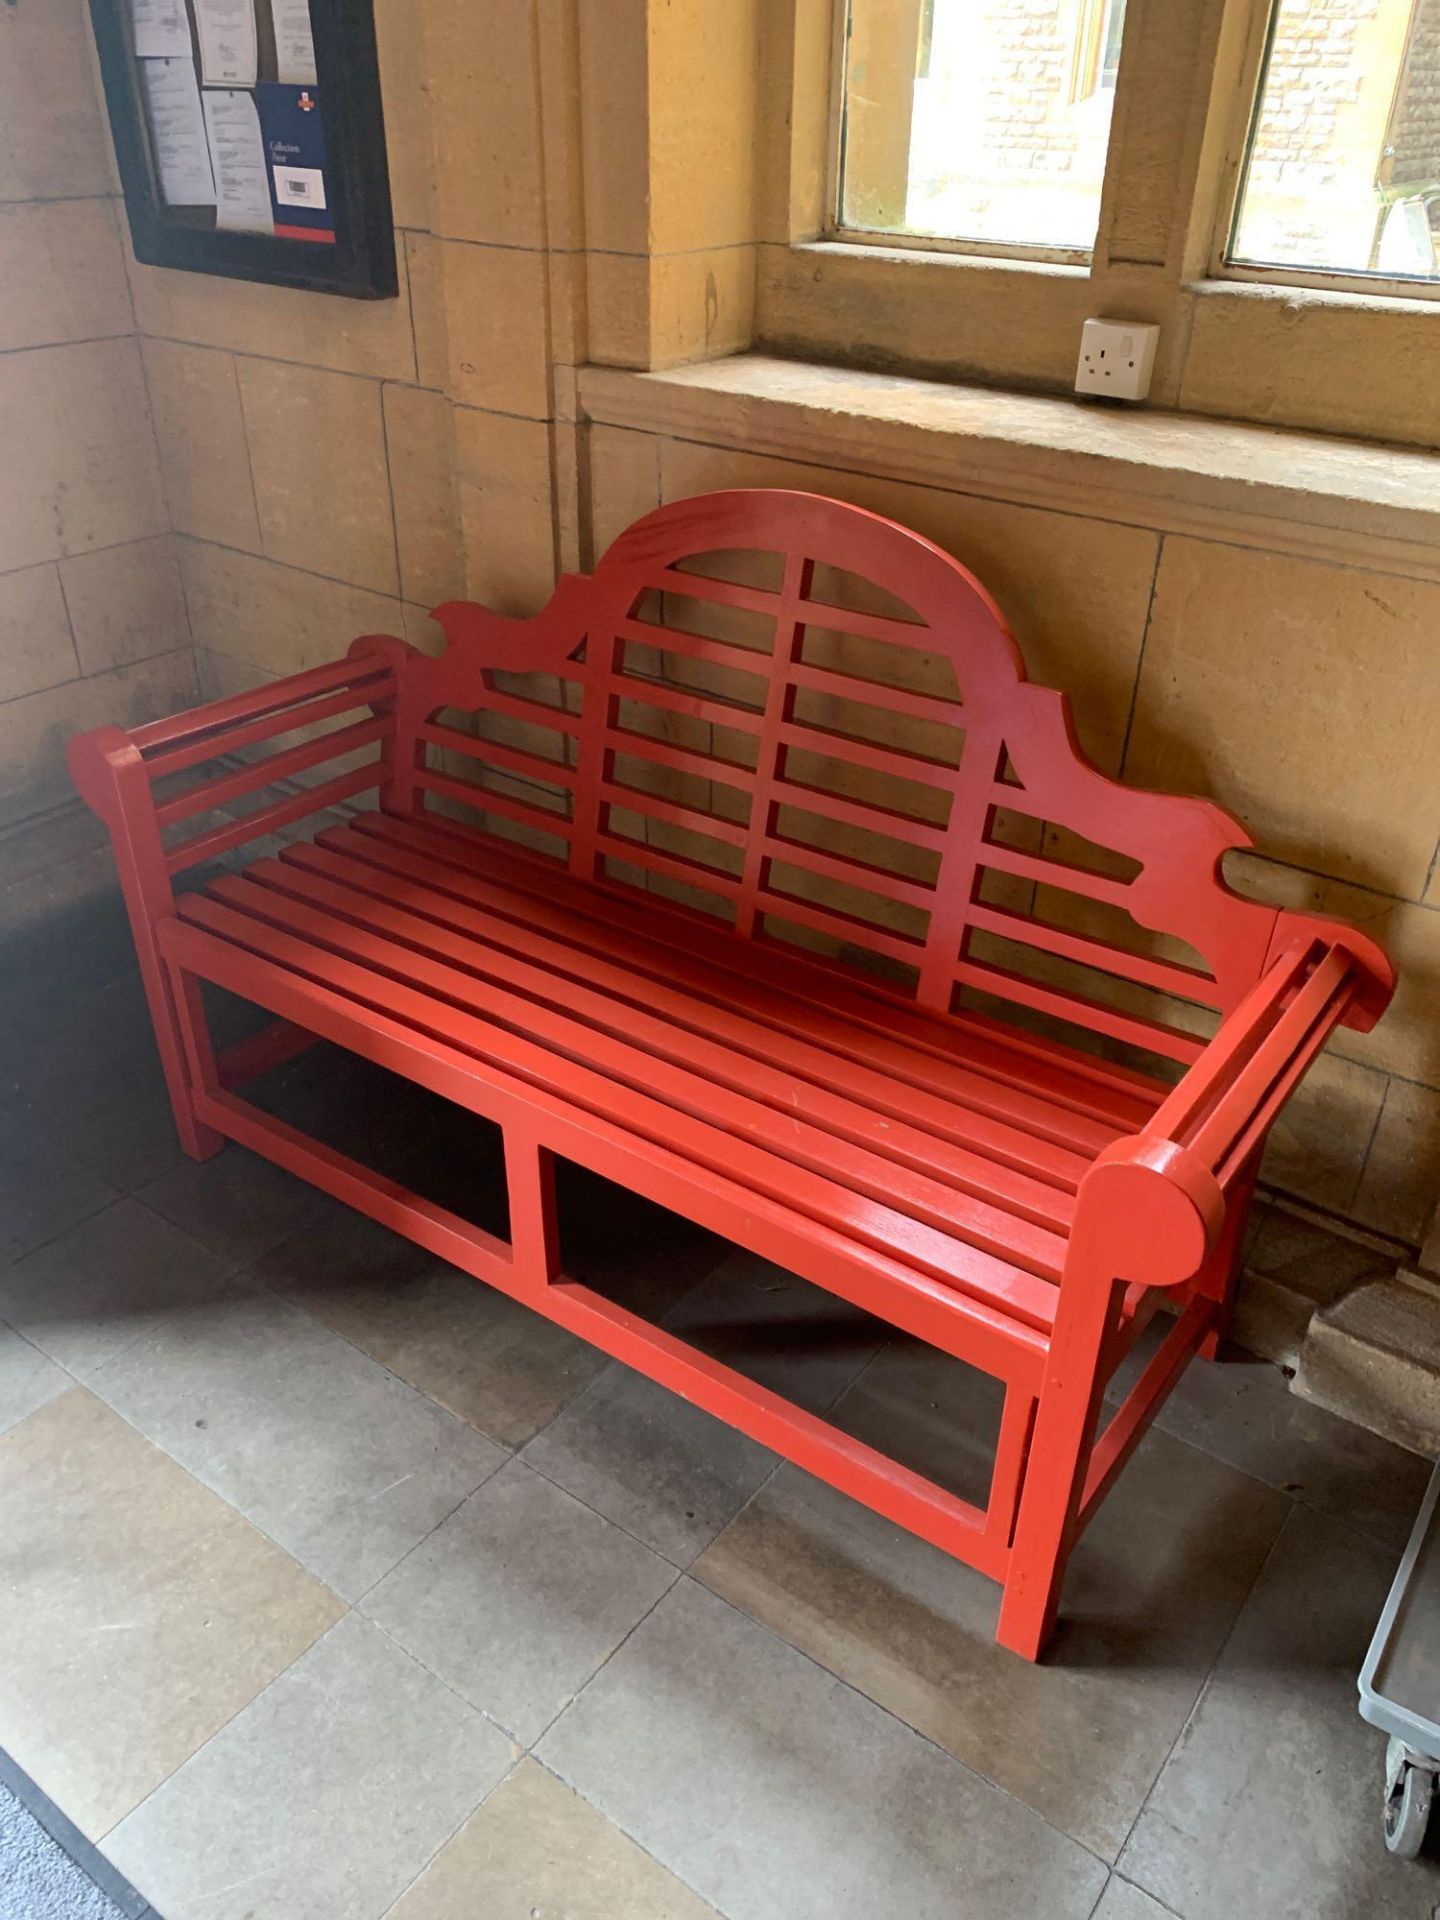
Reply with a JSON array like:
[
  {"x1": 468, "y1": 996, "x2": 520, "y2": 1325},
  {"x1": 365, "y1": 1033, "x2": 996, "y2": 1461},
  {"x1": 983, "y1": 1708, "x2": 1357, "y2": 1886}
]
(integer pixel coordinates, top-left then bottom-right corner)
[{"x1": 90, "y1": 0, "x2": 397, "y2": 299}]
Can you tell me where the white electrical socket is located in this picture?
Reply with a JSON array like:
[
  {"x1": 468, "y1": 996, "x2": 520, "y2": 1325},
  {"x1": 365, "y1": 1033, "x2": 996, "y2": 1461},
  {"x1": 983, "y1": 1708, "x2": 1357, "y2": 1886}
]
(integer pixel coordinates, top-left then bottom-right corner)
[{"x1": 1075, "y1": 318, "x2": 1159, "y2": 402}]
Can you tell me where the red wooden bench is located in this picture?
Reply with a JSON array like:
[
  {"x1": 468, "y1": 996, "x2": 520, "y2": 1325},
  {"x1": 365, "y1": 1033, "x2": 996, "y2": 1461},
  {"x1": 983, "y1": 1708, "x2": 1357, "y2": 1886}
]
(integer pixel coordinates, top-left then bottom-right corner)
[{"x1": 70, "y1": 490, "x2": 1394, "y2": 1658}]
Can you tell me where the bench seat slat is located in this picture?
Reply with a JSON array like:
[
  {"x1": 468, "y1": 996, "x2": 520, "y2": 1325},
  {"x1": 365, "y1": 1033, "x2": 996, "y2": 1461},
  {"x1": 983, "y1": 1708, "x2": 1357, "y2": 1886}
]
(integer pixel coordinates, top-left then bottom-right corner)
[
  {"x1": 163, "y1": 920, "x2": 1048, "y2": 1393},
  {"x1": 349, "y1": 815, "x2": 1142, "y2": 1156},
  {"x1": 317, "y1": 823, "x2": 1096, "y2": 1191},
  {"x1": 204, "y1": 864, "x2": 1072, "y2": 1290},
  {"x1": 274, "y1": 838, "x2": 1082, "y2": 1230},
  {"x1": 176, "y1": 886, "x2": 1061, "y2": 1330},
  {"x1": 362, "y1": 811, "x2": 1161, "y2": 1142}
]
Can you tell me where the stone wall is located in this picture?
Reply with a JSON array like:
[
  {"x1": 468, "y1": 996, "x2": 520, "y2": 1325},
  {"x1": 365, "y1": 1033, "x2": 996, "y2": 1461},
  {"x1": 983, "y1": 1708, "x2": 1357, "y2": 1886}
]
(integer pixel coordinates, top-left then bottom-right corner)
[
  {"x1": 0, "y1": 0, "x2": 198, "y2": 924},
  {"x1": 17, "y1": 0, "x2": 1438, "y2": 1250}
]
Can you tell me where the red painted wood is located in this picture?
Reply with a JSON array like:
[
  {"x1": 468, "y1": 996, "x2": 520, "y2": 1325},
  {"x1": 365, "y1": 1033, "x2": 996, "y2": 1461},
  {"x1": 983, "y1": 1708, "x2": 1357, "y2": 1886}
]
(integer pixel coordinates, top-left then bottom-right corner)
[
  {"x1": 158, "y1": 910, "x2": 1047, "y2": 1388},
  {"x1": 1079, "y1": 1293, "x2": 1214, "y2": 1526},
  {"x1": 200, "y1": 1082, "x2": 1010, "y2": 1578},
  {"x1": 344, "y1": 813, "x2": 1159, "y2": 1142},
  {"x1": 310, "y1": 823, "x2": 1102, "y2": 1182},
  {"x1": 130, "y1": 654, "x2": 391, "y2": 756},
  {"x1": 153, "y1": 716, "x2": 392, "y2": 829},
  {"x1": 69, "y1": 486, "x2": 1399, "y2": 1660},
  {"x1": 215, "y1": 1016, "x2": 316, "y2": 1090}
]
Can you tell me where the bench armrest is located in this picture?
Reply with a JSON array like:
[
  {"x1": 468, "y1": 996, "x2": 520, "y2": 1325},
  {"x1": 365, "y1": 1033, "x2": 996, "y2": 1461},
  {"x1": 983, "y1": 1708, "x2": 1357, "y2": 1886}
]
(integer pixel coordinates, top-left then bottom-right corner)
[
  {"x1": 69, "y1": 640, "x2": 402, "y2": 887},
  {"x1": 1146, "y1": 934, "x2": 1384, "y2": 1191},
  {"x1": 1072, "y1": 934, "x2": 1391, "y2": 1292}
]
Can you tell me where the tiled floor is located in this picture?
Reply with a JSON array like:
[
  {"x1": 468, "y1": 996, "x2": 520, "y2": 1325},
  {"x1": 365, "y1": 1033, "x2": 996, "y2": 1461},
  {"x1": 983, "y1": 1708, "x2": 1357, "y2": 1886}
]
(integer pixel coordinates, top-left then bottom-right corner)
[{"x1": 2, "y1": 892, "x2": 1438, "y2": 1920}]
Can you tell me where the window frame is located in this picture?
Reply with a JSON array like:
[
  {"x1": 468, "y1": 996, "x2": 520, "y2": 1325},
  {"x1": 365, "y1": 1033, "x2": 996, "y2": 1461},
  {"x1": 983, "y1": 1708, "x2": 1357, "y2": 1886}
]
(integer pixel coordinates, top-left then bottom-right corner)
[
  {"x1": 1206, "y1": 0, "x2": 1440, "y2": 305},
  {"x1": 826, "y1": 0, "x2": 1103, "y2": 268},
  {"x1": 755, "y1": 0, "x2": 1439, "y2": 443}
]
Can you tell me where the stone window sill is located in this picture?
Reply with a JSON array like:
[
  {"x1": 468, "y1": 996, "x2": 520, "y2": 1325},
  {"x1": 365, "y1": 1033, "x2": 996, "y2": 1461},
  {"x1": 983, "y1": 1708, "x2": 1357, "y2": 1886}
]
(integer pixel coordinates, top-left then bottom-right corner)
[{"x1": 576, "y1": 356, "x2": 1440, "y2": 584}]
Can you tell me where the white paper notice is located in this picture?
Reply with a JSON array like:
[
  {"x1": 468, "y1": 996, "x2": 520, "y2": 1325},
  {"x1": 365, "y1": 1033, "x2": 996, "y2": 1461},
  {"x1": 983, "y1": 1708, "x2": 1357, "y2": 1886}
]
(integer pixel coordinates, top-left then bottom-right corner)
[
  {"x1": 270, "y1": 0, "x2": 317, "y2": 85},
  {"x1": 140, "y1": 58, "x2": 216, "y2": 206},
  {"x1": 202, "y1": 89, "x2": 273, "y2": 233},
  {"x1": 130, "y1": 0, "x2": 191, "y2": 59},
  {"x1": 194, "y1": 0, "x2": 257, "y2": 87}
]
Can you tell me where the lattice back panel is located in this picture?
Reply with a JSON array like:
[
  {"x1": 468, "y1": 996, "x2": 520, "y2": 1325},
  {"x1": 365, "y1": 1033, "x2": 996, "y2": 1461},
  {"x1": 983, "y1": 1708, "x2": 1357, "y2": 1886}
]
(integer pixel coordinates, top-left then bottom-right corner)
[{"x1": 404, "y1": 491, "x2": 1288, "y2": 1062}]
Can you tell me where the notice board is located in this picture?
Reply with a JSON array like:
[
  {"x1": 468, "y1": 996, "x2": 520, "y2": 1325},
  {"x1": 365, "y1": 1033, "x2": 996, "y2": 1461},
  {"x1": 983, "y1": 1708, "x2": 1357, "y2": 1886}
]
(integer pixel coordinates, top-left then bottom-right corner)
[{"x1": 90, "y1": 0, "x2": 396, "y2": 299}]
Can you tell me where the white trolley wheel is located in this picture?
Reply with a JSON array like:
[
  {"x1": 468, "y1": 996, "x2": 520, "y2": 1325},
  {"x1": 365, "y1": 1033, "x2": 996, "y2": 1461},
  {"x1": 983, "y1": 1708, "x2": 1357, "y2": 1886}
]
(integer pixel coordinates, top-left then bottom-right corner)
[{"x1": 1384, "y1": 1738, "x2": 1435, "y2": 1859}]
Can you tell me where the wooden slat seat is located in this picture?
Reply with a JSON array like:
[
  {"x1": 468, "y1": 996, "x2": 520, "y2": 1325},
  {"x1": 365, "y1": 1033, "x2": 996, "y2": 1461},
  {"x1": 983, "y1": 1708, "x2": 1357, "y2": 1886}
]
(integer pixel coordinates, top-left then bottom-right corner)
[
  {"x1": 69, "y1": 487, "x2": 1398, "y2": 1661},
  {"x1": 175, "y1": 811, "x2": 1172, "y2": 1336}
]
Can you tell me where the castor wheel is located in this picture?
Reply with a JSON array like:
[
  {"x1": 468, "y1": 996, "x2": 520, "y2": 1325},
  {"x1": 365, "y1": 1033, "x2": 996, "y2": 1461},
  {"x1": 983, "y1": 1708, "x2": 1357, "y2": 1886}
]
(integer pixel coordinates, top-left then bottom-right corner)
[{"x1": 1384, "y1": 1736, "x2": 1435, "y2": 1859}]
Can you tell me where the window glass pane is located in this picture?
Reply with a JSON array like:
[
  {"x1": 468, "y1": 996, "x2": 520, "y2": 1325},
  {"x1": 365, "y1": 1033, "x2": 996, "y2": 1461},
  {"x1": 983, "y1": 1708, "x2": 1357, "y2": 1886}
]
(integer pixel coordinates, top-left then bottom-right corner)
[
  {"x1": 838, "y1": 0, "x2": 1126, "y2": 253},
  {"x1": 1231, "y1": 0, "x2": 1440, "y2": 284}
]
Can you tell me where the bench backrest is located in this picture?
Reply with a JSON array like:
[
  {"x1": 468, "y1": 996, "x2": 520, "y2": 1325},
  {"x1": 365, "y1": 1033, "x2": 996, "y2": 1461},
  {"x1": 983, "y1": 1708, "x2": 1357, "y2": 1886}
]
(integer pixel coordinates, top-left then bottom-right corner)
[{"x1": 387, "y1": 490, "x2": 1327, "y2": 1072}]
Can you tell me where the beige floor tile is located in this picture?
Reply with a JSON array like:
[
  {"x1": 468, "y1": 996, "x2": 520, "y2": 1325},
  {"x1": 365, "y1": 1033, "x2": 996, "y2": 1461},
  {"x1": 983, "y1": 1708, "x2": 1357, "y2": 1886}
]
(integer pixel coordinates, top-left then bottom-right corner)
[
  {"x1": 0, "y1": 1321, "x2": 67, "y2": 1435},
  {"x1": 1121, "y1": 1505, "x2": 1440, "y2": 1919},
  {"x1": 0, "y1": 1106, "x2": 118, "y2": 1267},
  {"x1": 90, "y1": 1289, "x2": 505, "y2": 1601},
  {"x1": 138, "y1": 1146, "x2": 334, "y2": 1268},
  {"x1": 660, "y1": 1252, "x2": 885, "y2": 1417},
  {"x1": 262, "y1": 1211, "x2": 606, "y2": 1448},
  {"x1": 0, "y1": 1388, "x2": 342, "y2": 1840},
  {"x1": 0, "y1": 1198, "x2": 236, "y2": 1379},
  {"x1": 695, "y1": 1387, "x2": 1286, "y2": 1860},
  {"x1": 363, "y1": 1459, "x2": 677, "y2": 1744},
  {"x1": 386, "y1": 1758, "x2": 720, "y2": 1920},
  {"x1": 104, "y1": 1613, "x2": 514, "y2": 1920},
  {"x1": 1092, "y1": 1880, "x2": 1179, "y2": 1920},
  {"x1": 1108, "y1": 1316, "x2": 1430, "y2": 1553},
  {"x1": 520, "y1": 1361, "x2": 778, "y2": 1566},
  {"x1": 827, "y1": 1337, "x2": 1003, "y2": 1508},
  {"x1": 538, "y1": 1579, "x2": 1108, "y2": 1920}
]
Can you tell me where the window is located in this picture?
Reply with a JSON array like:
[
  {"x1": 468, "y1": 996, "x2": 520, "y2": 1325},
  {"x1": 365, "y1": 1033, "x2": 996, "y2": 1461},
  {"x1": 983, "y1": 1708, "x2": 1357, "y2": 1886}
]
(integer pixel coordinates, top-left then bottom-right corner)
[
  {"x1": 836, "y1": 0, "x2": 1128, "y2": 257},
  {"x1": 1228, "y1": 0, "x2": 1440, "y2": 287},
  {"x1": 766, "y1": 0, "x2": 1438, "y2": 442}
]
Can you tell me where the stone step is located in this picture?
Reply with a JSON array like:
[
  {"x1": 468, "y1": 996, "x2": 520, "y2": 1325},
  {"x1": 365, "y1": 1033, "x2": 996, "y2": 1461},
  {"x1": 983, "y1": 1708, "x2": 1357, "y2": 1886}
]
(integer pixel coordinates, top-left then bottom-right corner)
[
  {"x1": 1233, "y1": 1196, "x2": 1399, "y2": 1372},
  {"x1": 1295, "y1": 1270, "x2": 1440, "y2": 1461}
]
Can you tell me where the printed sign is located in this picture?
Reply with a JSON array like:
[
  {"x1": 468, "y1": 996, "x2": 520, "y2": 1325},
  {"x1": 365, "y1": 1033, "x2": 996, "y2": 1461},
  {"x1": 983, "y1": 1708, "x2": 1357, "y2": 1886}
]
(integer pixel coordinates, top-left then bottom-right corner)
[
  {"x1": 256, "y1": 83, "x2": 335, "y2": 242},
  {"x1": 194, "y1": 0, "x2": 258, "y2": 87},
  {"x1": 93, "y1": 0, "x2": 397, "y2": 295},
  {"x1": 203, "y1": 88, "x2": 274, "y2": 232},
  {"x1": 139, "y1": 56, "x2": 216, "y2": 205},
  {"x1": 269, "y1": 0, "x2": 318, "y2": 86},
  {"x1": 130, "y1": 0, "x2": 191, "y2": 59}
]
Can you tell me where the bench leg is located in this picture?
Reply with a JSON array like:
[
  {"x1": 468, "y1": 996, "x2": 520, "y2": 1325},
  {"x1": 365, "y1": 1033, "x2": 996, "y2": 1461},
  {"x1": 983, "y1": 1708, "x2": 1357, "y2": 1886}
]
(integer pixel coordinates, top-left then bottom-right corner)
[
  {"x1": 157, "y1": 958, "x2": 226, "y2": 1162},
  {"x1": 1196, "y1": 1151, "x2": 1260, "y2": 1362},
  {"x1": 84, "y1": 737, "x2": 223, "y2": 1163},
  {"x1": 995, "y1": 1277, "x2": 1118, "y2": 1661},
  {"x1": 134, "y1": 940, "x2": 224, "y2": 1159},
  {"x1": 506, "y1": 1128, "x2": 560, "y2": 1289}
]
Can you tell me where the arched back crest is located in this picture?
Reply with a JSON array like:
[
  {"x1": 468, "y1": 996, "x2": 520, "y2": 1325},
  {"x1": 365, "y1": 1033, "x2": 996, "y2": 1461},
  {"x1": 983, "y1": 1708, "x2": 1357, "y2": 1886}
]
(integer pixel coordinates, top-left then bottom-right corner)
[{"x1": 405, "y1": 489, "x2": 1350, "y2": 1060}]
